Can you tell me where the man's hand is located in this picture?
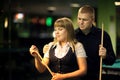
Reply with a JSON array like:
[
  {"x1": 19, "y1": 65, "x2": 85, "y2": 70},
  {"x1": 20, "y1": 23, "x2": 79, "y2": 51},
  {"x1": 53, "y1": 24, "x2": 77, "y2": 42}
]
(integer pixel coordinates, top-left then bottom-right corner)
[
  {"x1": 43, "y1": 44, "x2": 50, "y2": 54},
  {"x1": 99, "y1": 45, "x2": 106, "y2": 59}
]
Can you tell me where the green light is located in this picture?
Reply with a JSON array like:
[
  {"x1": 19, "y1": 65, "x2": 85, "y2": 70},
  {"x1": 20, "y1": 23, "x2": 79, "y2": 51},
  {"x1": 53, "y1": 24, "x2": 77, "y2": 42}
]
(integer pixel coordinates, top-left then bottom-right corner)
[{"x1": 46, "y1": 17, "x2": 52, "y2": 27}]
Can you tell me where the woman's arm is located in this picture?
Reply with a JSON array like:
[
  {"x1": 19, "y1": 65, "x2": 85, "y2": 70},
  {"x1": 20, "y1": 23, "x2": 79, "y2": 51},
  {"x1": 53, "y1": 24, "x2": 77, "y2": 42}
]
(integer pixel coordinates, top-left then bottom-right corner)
[
  {"x1": 62, "y1": 57, "x2": 87, "y2": 78},
  {"x1": 34, "y1": 57, "x2": 49, "y2": 73},
  {"x1": 29, "y1": 45, "x2": 49, "y2": 73}
]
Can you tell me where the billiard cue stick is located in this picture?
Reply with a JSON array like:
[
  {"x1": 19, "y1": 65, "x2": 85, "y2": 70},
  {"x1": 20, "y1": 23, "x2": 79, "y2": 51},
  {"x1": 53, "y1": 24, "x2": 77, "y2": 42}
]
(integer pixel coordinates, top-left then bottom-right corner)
[
  {"x1": 99, "y1": 23, "x2": 104, "y2": 80},
  {"x1": 34, "y1": 52, "x2": 53, "y2": 76}
]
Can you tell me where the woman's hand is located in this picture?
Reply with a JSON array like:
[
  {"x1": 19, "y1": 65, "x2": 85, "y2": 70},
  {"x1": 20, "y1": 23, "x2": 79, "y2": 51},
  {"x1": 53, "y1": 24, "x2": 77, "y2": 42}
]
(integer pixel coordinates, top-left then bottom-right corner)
[
  {"x1": 29, "y1": 45, "x2": 39, "y2": 58},
  {"x1": 51, "y1": 73, "x2": 64, "y2": 80}
]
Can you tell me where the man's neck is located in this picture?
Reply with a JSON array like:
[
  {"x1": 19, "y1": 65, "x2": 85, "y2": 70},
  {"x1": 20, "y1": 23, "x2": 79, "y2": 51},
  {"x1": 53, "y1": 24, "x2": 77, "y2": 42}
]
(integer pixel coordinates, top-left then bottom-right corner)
[
  {"x1": 82, "y1": 29, "x2": 90, "y2": 35},
  {"x1": 81, "y1": 26, "x2": 92, "y2": 35}
]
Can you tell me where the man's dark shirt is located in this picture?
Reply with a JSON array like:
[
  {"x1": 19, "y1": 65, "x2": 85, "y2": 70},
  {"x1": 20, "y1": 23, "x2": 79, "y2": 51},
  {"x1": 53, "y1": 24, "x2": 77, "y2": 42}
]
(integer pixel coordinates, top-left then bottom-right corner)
[{"x1": 75, "y1": 26, "x2": 116, "y2": 80}]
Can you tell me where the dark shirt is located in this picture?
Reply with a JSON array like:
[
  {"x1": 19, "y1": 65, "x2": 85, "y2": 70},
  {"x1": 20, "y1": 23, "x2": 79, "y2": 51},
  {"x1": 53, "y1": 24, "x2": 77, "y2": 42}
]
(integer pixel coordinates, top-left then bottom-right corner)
[{"x1": 75, "y1": 26, "x2": 116, "y2": 80}]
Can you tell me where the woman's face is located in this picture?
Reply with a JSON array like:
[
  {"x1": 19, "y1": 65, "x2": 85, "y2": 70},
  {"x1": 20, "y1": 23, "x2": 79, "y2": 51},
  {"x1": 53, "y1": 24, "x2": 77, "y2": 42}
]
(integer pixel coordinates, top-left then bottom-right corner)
[{"x1": 54, "y1": 27, "x2": 67, "y2": 42}]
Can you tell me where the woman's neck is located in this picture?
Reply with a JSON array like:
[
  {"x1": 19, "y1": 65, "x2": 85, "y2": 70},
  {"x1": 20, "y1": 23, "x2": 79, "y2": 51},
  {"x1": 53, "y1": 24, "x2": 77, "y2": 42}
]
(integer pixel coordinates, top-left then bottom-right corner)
[{"x1": 59, "y1": 41, "x2": 67, "y2": 47}]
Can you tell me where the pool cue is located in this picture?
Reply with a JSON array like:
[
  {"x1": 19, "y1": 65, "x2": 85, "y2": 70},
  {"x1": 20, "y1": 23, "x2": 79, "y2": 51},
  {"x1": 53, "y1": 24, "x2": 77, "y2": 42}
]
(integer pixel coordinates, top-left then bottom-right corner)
[
  {"x1": 99, "y1": 23, "x2": 104, "y2": 80},
  {"x1": 34, "y1": 52, "x2": 53, "y2": 76}
]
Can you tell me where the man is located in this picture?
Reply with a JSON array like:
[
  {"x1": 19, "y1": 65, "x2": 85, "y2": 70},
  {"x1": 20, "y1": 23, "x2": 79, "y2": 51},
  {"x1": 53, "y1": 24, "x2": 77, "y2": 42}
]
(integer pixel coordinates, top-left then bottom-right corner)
[{"x1": 75, "y1": 5, "x2": 116, "y2": 80}]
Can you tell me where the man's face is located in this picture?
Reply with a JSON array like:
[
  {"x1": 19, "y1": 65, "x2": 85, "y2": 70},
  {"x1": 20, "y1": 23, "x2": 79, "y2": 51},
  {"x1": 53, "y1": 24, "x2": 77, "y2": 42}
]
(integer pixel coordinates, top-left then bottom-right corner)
[{"x1": 77, "y1": 12, "x2": 94, "y2": 31}]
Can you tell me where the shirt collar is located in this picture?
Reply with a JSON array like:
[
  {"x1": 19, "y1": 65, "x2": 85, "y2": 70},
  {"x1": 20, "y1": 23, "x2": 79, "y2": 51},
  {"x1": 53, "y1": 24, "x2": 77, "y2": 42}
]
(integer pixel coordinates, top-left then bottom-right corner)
[
  {"x1": 78, "y1": 25, "x2": 96, "y2": 35},
  {"x1": 52, "y1": 42, "x2": 71, "y2": 48}
]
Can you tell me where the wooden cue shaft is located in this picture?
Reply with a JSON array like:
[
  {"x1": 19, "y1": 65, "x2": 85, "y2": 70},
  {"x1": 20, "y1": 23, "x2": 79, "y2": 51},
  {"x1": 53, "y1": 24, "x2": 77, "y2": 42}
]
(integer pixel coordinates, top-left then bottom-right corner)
[
  {"x1": 99, "y1": 57, "x2": 102, "y2": 80},
  {"x1": 36, "y1": 52, "x2": 53, "y2": 76},
  {"x1": 99, "y1": 23, "x2": 104, "y2": 80},
  {"x1": 101, "y1": 23, "x2": 104, "y2": 46}
]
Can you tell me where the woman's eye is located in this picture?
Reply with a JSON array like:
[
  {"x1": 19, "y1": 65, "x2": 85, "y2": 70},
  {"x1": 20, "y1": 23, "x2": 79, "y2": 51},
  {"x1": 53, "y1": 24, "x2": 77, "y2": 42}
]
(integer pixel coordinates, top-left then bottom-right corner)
[
  {"x1": 54, "y1": 27, "x2": 64, "y2": 31},
  {"x1": 59, "y1": 28, "x2": 62, "y2": 31},
  {"x1": 58, "y1": 28, "x2": 63, "y2": 31}
]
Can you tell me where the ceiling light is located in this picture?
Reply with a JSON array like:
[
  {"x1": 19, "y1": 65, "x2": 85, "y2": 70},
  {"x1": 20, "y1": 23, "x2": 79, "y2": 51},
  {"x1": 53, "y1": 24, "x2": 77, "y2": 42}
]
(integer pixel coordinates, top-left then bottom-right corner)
[
  {"x1": 47, "y1": 6, "x2": 56, "y2": 11},
  {"x1": 115, "y1": 2, "x2": 120, "y2": 6},
  {"x1": 70, "y1": 3, "x2": 80, "y2": 7}
]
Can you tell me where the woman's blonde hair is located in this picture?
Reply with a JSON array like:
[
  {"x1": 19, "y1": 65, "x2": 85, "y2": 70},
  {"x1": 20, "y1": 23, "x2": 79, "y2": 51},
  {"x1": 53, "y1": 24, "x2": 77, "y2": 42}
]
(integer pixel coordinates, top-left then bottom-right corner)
[{"x1": 53, "y1": 17, "x2": 77, "y2": 52}]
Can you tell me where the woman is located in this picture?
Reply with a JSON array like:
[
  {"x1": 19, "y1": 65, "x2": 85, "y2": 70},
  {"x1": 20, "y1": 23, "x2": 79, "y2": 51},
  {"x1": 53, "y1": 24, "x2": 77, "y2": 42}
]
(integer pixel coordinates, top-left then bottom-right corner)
[{"x1": 29, "y1": 17, "x2": 87, "y2": 80}]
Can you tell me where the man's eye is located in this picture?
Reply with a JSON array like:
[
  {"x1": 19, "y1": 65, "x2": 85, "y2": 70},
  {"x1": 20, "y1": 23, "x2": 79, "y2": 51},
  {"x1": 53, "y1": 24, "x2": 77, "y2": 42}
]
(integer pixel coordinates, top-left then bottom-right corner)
[
  {"x1": 78, "y1": 18, "x2": 81, "y2": 20},
  {"x1": 83, "y1": 19, "x2": 89, "y2": 21}
]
